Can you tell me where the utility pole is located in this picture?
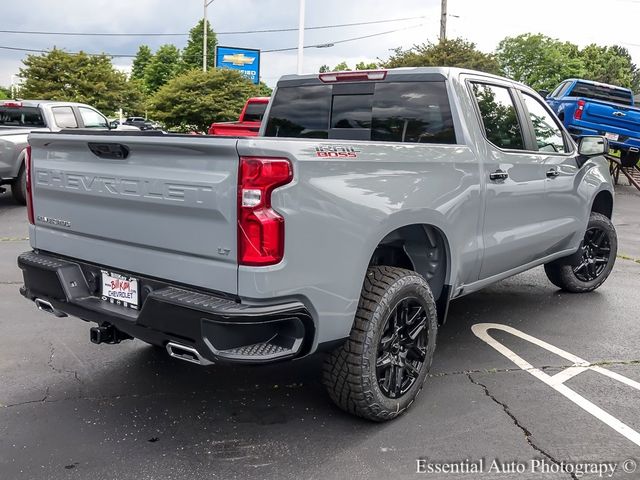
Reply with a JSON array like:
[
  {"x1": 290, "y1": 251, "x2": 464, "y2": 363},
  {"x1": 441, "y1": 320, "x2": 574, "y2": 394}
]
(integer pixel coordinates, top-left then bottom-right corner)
[
  {"x1": 439, "y1": 0, "x2": 447, "y2": 42},
  {"x1": 297, "y1": 0, "x2": 305, "y2": 74},
  {"x1": 203, "y1": 0, "x2": 215, "y2": 72}
]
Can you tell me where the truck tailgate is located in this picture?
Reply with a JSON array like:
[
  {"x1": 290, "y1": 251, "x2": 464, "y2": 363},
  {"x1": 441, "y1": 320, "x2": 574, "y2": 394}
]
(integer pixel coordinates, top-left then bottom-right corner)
[
  {"x1": 583, "y1": 99, "x2": 640, "y2": 132},
  {"x1": 28, "y1": 133, "x2": 239, "y2": 295}
]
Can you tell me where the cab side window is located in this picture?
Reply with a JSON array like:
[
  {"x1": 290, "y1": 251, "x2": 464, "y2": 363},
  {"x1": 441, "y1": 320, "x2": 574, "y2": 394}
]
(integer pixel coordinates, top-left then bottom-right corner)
[
  {"x1": 471, "y1": 82, "x2": 525, "y2": 150},
  {"x1": 52, "y1": 106, "x2": 78, "y2": 128},
  {"x1": 522, "y1": 93, "x2": 567, "y2": 153},
  {"x1": 79, "y1": 107, "x2": 109, "y2": 129}
]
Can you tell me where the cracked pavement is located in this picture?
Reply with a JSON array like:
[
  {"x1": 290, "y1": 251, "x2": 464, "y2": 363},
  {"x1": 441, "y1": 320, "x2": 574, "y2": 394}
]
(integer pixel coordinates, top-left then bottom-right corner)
[{"x1": 0, "y1": 186, "x2": 639, "y2": 480}]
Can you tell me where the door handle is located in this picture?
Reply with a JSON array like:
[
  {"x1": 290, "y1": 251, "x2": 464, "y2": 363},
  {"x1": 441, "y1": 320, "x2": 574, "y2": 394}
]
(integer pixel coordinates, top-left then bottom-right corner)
[
  {"x1": 546, "y1": 168, "x2": 560, "y2": 178},
  {"x1": 88, "y1": 142, "x2": 130, "y2": 160},
  {"x1": 489, "y1": 169, "x2": 509, "y2": 181}
]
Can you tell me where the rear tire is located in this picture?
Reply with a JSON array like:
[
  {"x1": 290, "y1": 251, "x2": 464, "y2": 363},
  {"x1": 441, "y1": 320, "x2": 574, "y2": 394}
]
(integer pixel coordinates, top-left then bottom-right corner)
[
  {"x1": 620, "y1": 150, "x2": 639, "y2": 168},
  {"x1": 544, "y1": 212, "x2": 617, "y2": 293},
  {"x1": 11, "y1": 163, "x2": 27, "y2": 205},
  {"x1": 323, "y1": 266, "x2": 438, "y2": 422}
]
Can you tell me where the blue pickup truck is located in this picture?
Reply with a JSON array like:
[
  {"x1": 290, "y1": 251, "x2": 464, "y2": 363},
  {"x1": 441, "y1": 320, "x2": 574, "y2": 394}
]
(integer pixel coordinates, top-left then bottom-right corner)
[{"x1": 546, "y1": 79, "x2": 640, "y2": 166}]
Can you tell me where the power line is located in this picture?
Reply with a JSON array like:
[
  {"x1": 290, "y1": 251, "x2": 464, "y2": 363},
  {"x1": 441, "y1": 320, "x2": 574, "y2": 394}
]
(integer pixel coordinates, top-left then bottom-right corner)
[
  {"x1": 0, "y1": 15, "x2": 426, "y2": 37},
  {"x1": 0, "y1": 44, "x2": 135, "y2": 58},
  {"x1": 263, "y1": 23, "x2": 424, "y2": 53},
  {"x1": 0, "y1": 23, "x2": 424, "y2": 58}
]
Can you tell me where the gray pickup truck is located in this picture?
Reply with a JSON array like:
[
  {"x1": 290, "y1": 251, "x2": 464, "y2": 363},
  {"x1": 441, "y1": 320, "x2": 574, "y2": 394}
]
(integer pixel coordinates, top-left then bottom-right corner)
[
  {"x1": 18, "y1": 68, "x2": 617, "y2": 421},
  {"x1": 0, "y1": 100, "x2": 133, "y2": 204}
]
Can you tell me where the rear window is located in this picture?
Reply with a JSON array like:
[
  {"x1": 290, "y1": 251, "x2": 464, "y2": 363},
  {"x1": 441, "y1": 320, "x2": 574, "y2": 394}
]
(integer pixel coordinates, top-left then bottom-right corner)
[
  {"x1": 264, "y1": 81, "x2": 456, "y2": 144},
  {"x1": 568, "y1": 81, "x2": 633, "y2": 106},
  {"x1": 243, "y1": 102, "x2": 267, "y2": 122},
  {"x1": 0, "y1": 106, "x2": 46, "y2": 127}
]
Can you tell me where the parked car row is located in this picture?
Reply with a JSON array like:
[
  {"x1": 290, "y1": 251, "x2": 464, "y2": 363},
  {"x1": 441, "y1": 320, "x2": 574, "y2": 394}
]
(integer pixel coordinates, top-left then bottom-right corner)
[
  {"x1": 110, "y1": 117, "x2": 162, "y2": 131},
  {"x1": 0, "y1": 100, "x2": 142, "y2": 204}
]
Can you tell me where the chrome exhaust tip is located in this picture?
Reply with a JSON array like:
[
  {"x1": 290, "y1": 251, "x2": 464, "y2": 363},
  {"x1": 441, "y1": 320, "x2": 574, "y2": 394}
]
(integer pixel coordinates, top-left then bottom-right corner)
[
  {"x1": 166, "y1": 342, "x2": 213, "y2": 366},
  {"x1": 34, "y1": 298, "x2": 67, "y2": 317}
]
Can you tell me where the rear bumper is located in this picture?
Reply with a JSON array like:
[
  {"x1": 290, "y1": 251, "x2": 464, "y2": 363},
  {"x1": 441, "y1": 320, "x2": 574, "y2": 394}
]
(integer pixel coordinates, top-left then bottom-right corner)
[
  {"x1": 566, "y1": 122, "x2": 640, "y2": 152},
  {"x1": 18, "y1": 251, "x2": 314, "y2": 364}
]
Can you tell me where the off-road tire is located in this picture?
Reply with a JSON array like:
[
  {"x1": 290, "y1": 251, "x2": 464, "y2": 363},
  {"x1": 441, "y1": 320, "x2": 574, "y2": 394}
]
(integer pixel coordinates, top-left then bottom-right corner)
[
  {"x1": 323, "y1": 266, "x2": 438, "y2": 422},
  {"x1": 11, "y1": 163, "x2": 27, "y2": 205},
  {"x1": 544, "y1": 212, "x2": 617, "y2": 293}
]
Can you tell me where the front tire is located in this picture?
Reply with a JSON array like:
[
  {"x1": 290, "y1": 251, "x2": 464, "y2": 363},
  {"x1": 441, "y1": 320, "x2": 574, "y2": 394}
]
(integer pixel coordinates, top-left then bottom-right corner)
[
  {"x1": 544, "y1": 212, "x2": 617, "y2": 293},
  {"x1": 11, "y1": 163, "x2": 27, "y2": 205},
  {"x1": 323, "y1": 266, "x2": 438, "y2": 422}
]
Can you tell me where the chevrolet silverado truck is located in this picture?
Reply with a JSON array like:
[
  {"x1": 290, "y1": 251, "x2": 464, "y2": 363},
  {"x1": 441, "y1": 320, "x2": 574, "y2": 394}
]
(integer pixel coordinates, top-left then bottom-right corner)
[
  {"x1": 546, "y1": 78, "x2": 640, "y2": 166},
  {"x1": 19, "y1": 68, "x2": 617, "y2": 421},
  {"x1": 0, "y1": 100, "x2": 133, "y2": 204},
  {"x1": 207, "y1": 97, "x2": 269, "y2": 136}
]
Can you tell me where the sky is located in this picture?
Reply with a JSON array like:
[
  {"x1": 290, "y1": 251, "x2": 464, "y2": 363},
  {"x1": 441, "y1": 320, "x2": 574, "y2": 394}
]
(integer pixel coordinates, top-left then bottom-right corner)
[{"x1": 1, "y1": 0, "x2": 640, "y2": 89}]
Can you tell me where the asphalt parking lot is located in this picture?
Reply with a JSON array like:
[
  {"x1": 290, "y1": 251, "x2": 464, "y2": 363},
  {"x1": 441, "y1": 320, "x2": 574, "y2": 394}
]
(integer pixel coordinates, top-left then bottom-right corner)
[{"x1": 1, "y1": 186, "x2": 639, "y2": 480}]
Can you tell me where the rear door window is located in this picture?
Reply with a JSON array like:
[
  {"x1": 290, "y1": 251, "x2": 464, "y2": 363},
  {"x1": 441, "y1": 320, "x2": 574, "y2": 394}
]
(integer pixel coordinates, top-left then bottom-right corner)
[
  {"x1": 371, "y1": 82, "x2": 455, "y2": 143},
  {"x1": 265, "y1": 81, "x2": 456, "y2": 144},
  {"x1": 471, "y1": 83, "x2": 525, "y2": 150},
  {"x1": 555, "y1": 81, "x2": 573, "y2": 98},
  {"x1": 52, "y1": 106, "x2": 78, "y2": 128}
]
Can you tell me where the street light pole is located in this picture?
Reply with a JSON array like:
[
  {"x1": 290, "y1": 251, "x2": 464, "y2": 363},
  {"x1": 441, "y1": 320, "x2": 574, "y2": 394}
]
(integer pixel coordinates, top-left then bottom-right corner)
[
  {"x1": 203, "y1": 0, "x2": 215, "y2": 72},
  {"x1": 297, "y1": 0, "x2": 305, "y2": 74},
  {"x1": 10, "y1": 74, "x2": 19, "y2": 99},
  {"x1": 440, "y1": 0, "x2": 447, "y2": 42}
]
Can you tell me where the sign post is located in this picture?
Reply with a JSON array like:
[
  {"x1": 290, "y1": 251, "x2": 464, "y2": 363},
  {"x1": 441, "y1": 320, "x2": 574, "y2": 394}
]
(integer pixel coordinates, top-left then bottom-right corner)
[{"x1": 215, "y1": 46, "x2": 261, "y2": 85}]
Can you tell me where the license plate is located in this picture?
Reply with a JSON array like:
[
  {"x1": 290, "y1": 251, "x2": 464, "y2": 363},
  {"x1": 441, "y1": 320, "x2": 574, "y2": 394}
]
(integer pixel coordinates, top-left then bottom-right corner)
[
  {"x1": 604, "y1": 132, "x2": 619, "y2": 141},
  {"x1": 101, "y1": 271, "x2": 139, "y2": 309}
]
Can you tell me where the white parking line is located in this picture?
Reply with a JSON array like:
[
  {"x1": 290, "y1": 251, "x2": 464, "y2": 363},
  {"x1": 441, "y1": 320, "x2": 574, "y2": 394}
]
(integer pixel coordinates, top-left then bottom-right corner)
[{"x1": 471, "y1": 323, "x2": 640, "y2": 447}]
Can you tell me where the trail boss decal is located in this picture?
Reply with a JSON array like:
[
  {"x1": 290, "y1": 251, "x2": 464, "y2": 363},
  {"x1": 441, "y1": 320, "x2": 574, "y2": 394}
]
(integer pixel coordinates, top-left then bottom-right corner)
[{"x1": 315, "y1": 145, "x2": 361, "y2": 158}]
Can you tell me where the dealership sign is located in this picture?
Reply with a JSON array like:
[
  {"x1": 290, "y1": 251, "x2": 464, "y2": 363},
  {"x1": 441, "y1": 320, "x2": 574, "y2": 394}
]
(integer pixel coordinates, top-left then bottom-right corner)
[{"x1": 215, "y1": 46, "x2": 260, "y2": 84}]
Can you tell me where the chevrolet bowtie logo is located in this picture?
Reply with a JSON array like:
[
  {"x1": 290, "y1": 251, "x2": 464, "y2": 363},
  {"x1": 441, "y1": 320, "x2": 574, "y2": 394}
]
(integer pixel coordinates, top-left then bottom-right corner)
[{"x1": 222, "y1": 53, "x2": 255, "y2": 66}]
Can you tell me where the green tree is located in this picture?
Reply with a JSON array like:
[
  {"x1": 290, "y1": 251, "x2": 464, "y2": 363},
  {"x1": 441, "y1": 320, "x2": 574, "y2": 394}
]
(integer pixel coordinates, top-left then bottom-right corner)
[
  {"x1": 18, "y1": 48, "x2": 144, "y2": 114},
  {"x1": 181, "y1": 19, "x2": 217, "y2": 71},
  {"x1": 149, "y1": 68, "x2": 270, "y2": 132},
  {"x1": 580, "y1": 44, "x2": 638, "y2": 89},
  {"x1": 355, "y1": 61, "x2": 378, "y2": 70},
  {"x1": 496, "y1": 34, "x2": 584, "y2": 91},
  {"x1": 318, "y1": 60, "x2": 378, "y2": 72},
  {"x1": 131, "y1": 45, "x2": 153, "y2": 81},
  {"x1": 0, "y1": 86, "x2": 9, "y2": 99},
  {"x1": 382, "y1": 38, "x2": 500, "y2": 74},
  {"x1": 331, "y1": 61, "x2": 350, "y2": 71},
  {"x1": 144, "y1": 44, "x2": 181, "y2": 92}
]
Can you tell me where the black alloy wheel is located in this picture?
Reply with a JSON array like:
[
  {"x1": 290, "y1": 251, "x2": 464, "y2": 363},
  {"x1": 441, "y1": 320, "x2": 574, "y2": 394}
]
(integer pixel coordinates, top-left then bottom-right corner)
[
  {"x1": 376, "y1": 297, "x2": 429, "y2": 399},
  {"x1": 573, "y1": 227, "x2": 612, "y2": 282},
  {"x1": 544, "y1": 212, "x2": 617, "y2": 293}
]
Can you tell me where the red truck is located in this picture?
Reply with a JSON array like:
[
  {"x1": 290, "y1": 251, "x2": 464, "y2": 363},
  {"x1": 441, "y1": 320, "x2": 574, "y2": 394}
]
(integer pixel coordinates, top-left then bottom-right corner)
[{"x1": 207, "y1": 97, "x2": 269, "y2": 136}]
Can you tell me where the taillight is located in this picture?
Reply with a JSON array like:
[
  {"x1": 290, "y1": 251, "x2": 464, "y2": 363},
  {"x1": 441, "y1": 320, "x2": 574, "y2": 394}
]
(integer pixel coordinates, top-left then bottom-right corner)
[
  {"x1": 1, "y1": 101, "x2": 23, "y2": 108},
  {"x1": 238, "y1": 156, "x2": 293, "y2": 266},
  {"x1": 574, "y1": 99, "x2": 585, "y2": 120},
  {"x1": 25, "y1": 145, "x2": 34, "y2": 225}
]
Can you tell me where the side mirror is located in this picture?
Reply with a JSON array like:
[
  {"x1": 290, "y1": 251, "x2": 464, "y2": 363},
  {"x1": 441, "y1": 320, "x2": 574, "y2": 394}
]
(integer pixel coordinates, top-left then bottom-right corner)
[
  {"x1": 109, "y1": 121, "x2": 119, "y2": 130},
  {"x1": 578, "y1": 136, "x2": 609, "y2": 157},
  {"x1": 538, "y1": 89, "x2": 550, "y2": 98}
]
